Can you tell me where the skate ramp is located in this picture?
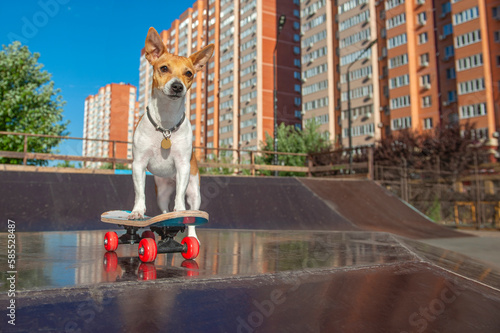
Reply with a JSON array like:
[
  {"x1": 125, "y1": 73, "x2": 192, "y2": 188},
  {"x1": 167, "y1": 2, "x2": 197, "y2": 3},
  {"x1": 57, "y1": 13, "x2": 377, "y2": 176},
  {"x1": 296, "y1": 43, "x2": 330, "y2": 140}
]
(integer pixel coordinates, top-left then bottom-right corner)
[{"x1": 299, "y1": 178, "x2": 468, "y2": 239}]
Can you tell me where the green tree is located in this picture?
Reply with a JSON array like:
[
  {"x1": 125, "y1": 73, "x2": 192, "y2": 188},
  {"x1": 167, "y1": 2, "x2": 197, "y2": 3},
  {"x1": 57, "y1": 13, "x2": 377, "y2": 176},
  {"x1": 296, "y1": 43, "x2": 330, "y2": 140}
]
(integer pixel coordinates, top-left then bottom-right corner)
[
  {"x1": 0, "y1": 41, "x2": 69, "y2": 165},
  {"x1": 258, "y1": 121, "x2": 331, "y2": 176}
]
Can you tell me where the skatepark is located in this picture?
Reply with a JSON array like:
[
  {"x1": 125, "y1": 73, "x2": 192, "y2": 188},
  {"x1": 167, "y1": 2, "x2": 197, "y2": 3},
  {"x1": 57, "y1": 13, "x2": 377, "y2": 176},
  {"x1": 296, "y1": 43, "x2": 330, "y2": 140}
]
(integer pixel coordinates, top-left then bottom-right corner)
[{"x1": 1, "y1": 171, "x2": 500, "y2": 332}]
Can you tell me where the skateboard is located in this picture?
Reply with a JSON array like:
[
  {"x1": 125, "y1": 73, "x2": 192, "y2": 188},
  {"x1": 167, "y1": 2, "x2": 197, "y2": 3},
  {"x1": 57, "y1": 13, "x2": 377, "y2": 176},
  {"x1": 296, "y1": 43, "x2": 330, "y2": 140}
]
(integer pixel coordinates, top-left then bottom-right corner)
[{"x1": 101, "y1": 210, "x2": 209, "y2": 263}]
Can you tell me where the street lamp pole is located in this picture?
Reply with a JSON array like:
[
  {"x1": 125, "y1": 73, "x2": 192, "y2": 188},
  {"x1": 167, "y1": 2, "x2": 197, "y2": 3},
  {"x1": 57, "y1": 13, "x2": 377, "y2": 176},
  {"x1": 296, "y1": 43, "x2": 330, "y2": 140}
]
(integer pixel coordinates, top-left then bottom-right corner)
[
  {"x1": 273, "y1": 14, "x2": 286, "y2": 177},
  {"x1": 346, "y1": 39, "x2": 377, "y2": 174}
]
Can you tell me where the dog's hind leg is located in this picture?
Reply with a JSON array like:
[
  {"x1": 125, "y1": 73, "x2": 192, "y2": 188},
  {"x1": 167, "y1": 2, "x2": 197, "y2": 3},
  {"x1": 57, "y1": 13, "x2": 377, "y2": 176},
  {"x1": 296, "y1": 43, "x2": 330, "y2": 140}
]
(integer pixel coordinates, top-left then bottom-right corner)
[{"x1": 155, "y1": 176, "x2": 175, "y2": 213}]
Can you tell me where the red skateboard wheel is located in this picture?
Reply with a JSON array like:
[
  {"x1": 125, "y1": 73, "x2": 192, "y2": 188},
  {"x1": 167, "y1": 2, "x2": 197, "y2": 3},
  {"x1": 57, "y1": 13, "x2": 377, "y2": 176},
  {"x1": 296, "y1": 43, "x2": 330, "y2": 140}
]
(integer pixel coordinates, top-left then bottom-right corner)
[
  {"x1": 104, "y1": 231, "x2": 119, "y2": 252},
  {"x1": 141, "y1": 230, "x2": 155, "y2": 241},
  {"x1": 138, "y1": 238, "x2": 157, "y2": 263},
  {"x1": 103, "y1": 251, "x2": 118, "y2": 272},
  {"x1": 138, "y1": 263, "x2": 157, "y2": 281},
  {"x1": 181, "y1": 237, "x2": 200, "y2": 260},
  {"x1": 181, "y1": 260, "x2": 200, "y2": 277}
]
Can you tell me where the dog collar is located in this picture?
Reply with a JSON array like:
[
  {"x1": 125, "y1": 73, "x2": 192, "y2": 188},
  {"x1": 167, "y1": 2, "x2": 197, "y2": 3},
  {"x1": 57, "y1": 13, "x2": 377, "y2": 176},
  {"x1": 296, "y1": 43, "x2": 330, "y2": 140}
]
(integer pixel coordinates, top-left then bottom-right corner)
[{"x1": 146, "y1": 106, "x2": 186, "y2": 140}]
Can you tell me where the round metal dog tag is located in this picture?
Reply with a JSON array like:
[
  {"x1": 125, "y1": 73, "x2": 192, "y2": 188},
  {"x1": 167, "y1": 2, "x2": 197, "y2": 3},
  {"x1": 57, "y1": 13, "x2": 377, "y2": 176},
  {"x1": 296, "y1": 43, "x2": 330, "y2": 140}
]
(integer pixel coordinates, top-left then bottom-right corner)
[{"x1": 161, "y1": 138, "x2": 172, "y2": 149}]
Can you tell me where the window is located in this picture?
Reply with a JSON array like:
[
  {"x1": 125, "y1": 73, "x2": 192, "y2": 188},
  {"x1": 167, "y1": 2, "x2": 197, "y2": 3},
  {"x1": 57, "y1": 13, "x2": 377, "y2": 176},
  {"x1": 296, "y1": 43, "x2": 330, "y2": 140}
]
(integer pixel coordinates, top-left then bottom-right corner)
[
  {"x1": 386, "y1": 0, "x2": 405, "y2": 10},
  {"x1": 389, "y1": 74, "x2": 410, "y2": 89},
  {"x1": 457, "y1": 54, "x2": 483, "y2": 71},
  {"x1": 341, "y1": 85, "x2": 373, "y2": 101},
  {"x1": 388, "y1": 33, "x2": 407, "y2": 49},
  {"x1": 386, "y1": 13, "x2": 406, "y2": 30},
  {"x1": 495, "y1": 31, "x2": 500, "y2": 43},
  {"x1": 455, "y1": 30, "x2": 481, "y2": 48},
  {"x1": 443, "y1": 24, "x2": 453, "y2": 37},
  {"x1": 302, "y1": 30, "x2": 327, "y2": 48},
  {"x1": 422, "y1": 96, "x2": 432, "y2": 107},
  {"x1": 391, "y1": 116, "x2": 412, "y2": 130},
  {"x1": 340, "y1": 48, "x2": 371, "y2": 66},
  {"x1": 459, "y1": 103, "x2": 486, "y2": 119},
  {"x1": 444, "y1": 45, "x2": 454, "y2": 59},
  {"x1": 339, "y1": 10, "x2": 370, "y2": 32},
  {"x1": 303, "y1": 63, "x2": 328, "y2": 79},
  {"x1": 421, "y1": 74, "x2": 431, "y2": 86},
  {"x1": 458, "y1": 78, "x2": 485, "y2": 95},
  {"x1": 441, "y1": 2, "x2": 451, "y2": 16},
  {"x1": 417, "y1": 12, "x2": 427, "y2": 26},
  {"x1": 497, "y1": 55, "x2": 500, "y2": 67},
  {"x1": 294, "y1": 34, "x2": 300, "y2": 42},
  {"x1": 294, "y1": 84, "x2": 301, "y2": 93},
  {"x1": 340, "y1": 28, "x2": 371, "y2": 48},
  {"x1": 390, "y1": 95, "x2": 411, "y2": 110},
  {"x1": 294, "y1": 59, "x2": 301, "y2": 67},
  {"x1": 294, "y1": 97, "x2": 301, "y2": 106},
  {"x1": 303, "y1": 97, "x2": 328, "y2": 111},
  {"x1": 420, "y1": 53, "x2": 429, "y2": 66},
  {"x1": 418, "y1": 32, "x2": 428, "y2": 44},
  {"x1": 293, "y1": 46, "x2": 301, "y2": 55},
  {"x1": 389, "y1": 54, "x2": 409, "y2": 68},
  {"x1": 453, "y1": 6, "x2": 479, "y2": 25},
  {"x1": 338, "y1": 0, "x2": 367, "y2": 15},
  {"x1": 293, "y1": 21, "x2": 300, "y2": 30},
  {"x1": 293, "y1": 9, "x2": 300, "y2": 17},
  {"x1": 424, "y1": 117, "x2": 433, "y2": 130},
  {"x1": 448, "y1": 90, "x2": 457, "y2": 102},
  {"x1": 340, "y1": 66, "x2": 372, "y2": 83},
  {"x1": 343, "y1": 123, "x2": 374, "y2": 138},
  {"x1": 303, "y1": 80, "x2": 328, "y2": 95},
  {"x1": 446, "y1": 68, "x2": 456, "y2": 79}
]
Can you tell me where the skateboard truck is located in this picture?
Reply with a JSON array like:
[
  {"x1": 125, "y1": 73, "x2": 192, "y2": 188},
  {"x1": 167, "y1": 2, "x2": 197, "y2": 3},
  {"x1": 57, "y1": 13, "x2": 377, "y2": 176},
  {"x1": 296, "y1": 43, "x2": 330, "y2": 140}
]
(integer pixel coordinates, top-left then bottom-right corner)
[
  {"x1": 117, "y1": 226, "x2": 142, "y2": 245},
  {"x1": 150, "y1": 226, "x2": 186, "y2": 254}
]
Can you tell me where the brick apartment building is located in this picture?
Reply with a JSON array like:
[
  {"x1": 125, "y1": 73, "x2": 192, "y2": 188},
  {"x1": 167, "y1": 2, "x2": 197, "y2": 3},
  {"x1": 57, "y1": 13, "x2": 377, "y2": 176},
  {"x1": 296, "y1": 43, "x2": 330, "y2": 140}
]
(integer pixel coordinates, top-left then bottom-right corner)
[
  {"x1": 301, "y1": 0, "x2": 500, "y2": 150},
  {"x1": 83, "y1": 83, "x2": 139, "y2": 167},
  {"x1": 138, "y1": 0, "x2": 303, "y2": 153},
  {"x1": 136, "y1": 0, "x2": 499, "y2": 155}
]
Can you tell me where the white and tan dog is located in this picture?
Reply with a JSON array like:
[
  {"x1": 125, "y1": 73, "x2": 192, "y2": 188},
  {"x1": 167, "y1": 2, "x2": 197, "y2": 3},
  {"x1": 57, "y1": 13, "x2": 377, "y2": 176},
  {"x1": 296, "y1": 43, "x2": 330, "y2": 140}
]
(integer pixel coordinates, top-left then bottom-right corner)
[{"x1": 129, "y1": 27, "x2": 214, "y2": 241}]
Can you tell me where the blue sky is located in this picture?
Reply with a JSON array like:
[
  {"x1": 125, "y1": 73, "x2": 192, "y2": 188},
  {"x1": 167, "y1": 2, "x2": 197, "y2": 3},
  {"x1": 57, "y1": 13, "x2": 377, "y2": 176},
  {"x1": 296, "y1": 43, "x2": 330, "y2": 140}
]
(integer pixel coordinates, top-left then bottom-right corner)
[{"x1": 0, "y1": 0, "x2": 195, "y2": 156}]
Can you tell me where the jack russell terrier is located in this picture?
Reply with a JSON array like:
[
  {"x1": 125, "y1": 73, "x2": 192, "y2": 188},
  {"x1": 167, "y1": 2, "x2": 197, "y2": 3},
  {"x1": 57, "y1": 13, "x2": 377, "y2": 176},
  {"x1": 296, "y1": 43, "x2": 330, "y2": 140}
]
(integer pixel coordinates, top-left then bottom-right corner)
[{"x1": 129, "y1": 27, "x2": 214, "y2": 242}]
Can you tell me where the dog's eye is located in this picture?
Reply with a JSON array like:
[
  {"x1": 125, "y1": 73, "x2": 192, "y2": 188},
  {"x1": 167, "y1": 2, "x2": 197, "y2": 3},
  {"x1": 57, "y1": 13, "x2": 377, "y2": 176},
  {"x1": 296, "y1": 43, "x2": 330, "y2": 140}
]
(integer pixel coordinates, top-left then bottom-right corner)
[
  {"x1": 160, "y1": 66, "x2": 169, "y2": 73},
  {"x1": 185, "y1": 71, "x2": 193, "y2": 78}
]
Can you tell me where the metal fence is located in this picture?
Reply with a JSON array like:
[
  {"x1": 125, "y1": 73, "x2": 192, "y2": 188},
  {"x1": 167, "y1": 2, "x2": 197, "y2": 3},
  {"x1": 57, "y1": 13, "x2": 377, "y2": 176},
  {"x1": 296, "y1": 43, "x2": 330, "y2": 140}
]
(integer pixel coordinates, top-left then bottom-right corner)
[
  {"x1": 0, "y1": 131, "x2": 374, "y2": 178},
  {"x1": 375, "y1": 162, "x2": 500, "y2": 229}
]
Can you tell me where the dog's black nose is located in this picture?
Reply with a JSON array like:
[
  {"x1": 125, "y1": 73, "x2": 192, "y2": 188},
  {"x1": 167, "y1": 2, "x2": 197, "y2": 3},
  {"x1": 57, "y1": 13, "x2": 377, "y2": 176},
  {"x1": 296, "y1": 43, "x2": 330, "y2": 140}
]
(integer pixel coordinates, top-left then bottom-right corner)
[{"x1": 171, "y1": 82, "x2": 184, "y2": 93}]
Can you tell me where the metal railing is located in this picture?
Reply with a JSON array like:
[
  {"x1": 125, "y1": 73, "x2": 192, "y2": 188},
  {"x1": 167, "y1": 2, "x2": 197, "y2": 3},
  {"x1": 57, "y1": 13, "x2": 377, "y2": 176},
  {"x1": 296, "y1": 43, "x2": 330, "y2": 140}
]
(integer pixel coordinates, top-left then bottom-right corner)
[{"x1": 0, "y1": 131, "x2": 375, "y2": 178}]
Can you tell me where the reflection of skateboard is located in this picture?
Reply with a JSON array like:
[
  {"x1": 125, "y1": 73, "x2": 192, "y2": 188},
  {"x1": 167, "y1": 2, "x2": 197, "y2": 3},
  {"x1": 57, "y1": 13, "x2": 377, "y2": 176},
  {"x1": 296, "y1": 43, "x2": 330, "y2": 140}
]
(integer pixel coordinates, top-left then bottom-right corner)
[
  {"x1": 103, "y1": 252, "x2": 200, "y2": 281},
  {"x1": 101, "y1": 210, "x2": 209, "y2": 263}
]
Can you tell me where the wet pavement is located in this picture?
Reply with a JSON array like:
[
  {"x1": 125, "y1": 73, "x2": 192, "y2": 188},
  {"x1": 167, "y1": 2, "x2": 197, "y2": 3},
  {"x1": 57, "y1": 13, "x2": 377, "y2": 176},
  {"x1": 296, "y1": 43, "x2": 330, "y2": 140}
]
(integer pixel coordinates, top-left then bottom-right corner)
[{"x1": 1, "y1": 229, "x2": 500, "y2": 332}]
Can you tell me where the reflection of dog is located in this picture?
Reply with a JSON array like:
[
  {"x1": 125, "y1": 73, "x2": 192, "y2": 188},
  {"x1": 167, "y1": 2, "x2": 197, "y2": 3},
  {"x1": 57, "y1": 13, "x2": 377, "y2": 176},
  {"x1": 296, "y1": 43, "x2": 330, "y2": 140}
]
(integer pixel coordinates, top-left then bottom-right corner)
[{"x1": 129, "y1": 27, "x2": 214, "y2": 242}]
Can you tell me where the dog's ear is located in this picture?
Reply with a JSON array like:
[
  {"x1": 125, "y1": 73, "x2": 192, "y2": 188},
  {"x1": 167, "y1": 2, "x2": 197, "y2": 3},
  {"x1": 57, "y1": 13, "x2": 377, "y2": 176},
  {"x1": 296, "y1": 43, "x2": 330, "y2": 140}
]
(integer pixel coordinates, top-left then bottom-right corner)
[
  {"x1": 145, "y1": 27, "x2": 166, "y2": 64},
  {"x1": 189, "y1": 44, "x2": 215, "y2": 72}
]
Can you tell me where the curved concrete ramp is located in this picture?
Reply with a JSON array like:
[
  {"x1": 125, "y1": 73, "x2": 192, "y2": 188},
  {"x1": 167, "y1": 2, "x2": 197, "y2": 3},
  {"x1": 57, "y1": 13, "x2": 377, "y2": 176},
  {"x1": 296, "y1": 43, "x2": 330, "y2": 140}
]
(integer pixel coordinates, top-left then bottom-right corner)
[
  {"x1": 201, "y1": 176, "x2": 358, "y2": 231},
  {"x1": 299, "y1": 178, "x2": 467, "y2": 239}
]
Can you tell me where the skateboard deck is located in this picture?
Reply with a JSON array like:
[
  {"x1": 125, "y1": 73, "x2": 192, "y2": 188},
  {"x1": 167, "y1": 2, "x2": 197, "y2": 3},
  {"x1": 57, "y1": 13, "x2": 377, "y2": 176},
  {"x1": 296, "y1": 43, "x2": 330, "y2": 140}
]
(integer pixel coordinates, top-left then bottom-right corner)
[{"x1": 101, "y1": 210, "x2": 209, "y2": 228}]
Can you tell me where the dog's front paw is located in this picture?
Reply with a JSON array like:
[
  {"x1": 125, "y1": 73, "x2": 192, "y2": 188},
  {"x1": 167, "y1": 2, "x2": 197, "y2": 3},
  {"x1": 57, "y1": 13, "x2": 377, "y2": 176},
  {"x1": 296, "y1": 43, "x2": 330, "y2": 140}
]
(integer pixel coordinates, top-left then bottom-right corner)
[{"x1": 128, "y1": 210, "x2": 145, "y2": 220}]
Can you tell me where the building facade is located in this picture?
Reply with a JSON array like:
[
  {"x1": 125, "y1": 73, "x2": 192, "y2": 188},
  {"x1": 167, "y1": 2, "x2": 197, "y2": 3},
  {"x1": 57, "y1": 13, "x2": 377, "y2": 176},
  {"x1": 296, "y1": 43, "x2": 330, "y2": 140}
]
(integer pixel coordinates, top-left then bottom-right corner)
[
  {"x1": 299, "y1": 0, "x2": 500, "y2": 150},
  {"x1": 138, "y1": 0, "x2": 303, "y2": 155},
  {"x1": 137, "y1": 0, "x2": 500, "y2": 154},
  {"x1": 83, "y1": 83, "x2": 138, "y2": 167}
]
